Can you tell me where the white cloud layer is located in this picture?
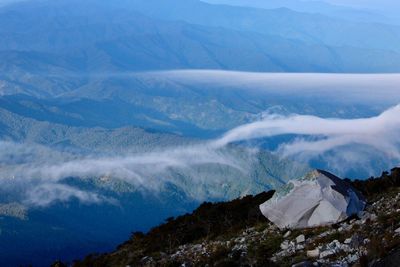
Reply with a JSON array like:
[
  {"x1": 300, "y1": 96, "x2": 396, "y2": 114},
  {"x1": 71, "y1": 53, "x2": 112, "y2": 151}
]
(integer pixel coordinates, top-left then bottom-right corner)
[
  {"x1": 144, "y1": 70, "x2": 400, "y2": 105},
  {"x1": 0, "y1": 142, "x2": 250, "y2": 206},
  {"x1": 212, "y1": 104, "x2": 400, "y2": 175},
  {"x1": 25, "y1": 183, "x2": 109, "y2": 207},
  {"x1": 1, "y1": 102, "x2": 400, "y2": 207},
  {"x1": 214, "y1": 104, "x2": 400, "y2": 157}
]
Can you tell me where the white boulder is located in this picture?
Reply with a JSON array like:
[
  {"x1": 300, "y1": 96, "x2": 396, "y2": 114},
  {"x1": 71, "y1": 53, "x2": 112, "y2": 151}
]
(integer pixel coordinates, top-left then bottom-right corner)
[{"x1": 259, "y1": 170, "x2": 366, "y2": 229}]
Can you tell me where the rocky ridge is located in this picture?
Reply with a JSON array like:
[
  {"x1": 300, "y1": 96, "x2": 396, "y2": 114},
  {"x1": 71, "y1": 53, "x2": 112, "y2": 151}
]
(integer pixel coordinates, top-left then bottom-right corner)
[
  {"x1": 74, "y1": 168, "x2": 400, "y2": 267},
  {"x1": 134, "y1": 189, "x2": 400, "y2": 267}
]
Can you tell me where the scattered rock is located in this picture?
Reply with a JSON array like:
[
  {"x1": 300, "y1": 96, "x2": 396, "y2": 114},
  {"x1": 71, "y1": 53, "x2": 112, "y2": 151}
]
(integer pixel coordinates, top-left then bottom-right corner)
[
  {"x1": 320, "y1": 249, "x2": 336, "y2": 258},
  {"x1": 292, "y1": 261, "x2": 314, "y2": 267},
  {"x1": 344, "y1": 238, "x2": 352, "y2": 244},
  {"x1": 341, "y1": 244, "x2": 351, "y2": 253},
  {"x1": 330, "y1": 240, "x2": 341, "y2": 250},
  {"x1": 296, "y1": 244, "x2": 305, "y2": 250},
  {"x1": 307, "y1": 248, "x2": 320, "y2": 258},
  {"x1": 346, "y1": 254, "x2": 359, "y2": 264},
  {"x1": 281, "y1": 240, "x2": 289, "y2": 250},
  {"x1": 283, "y1": 230, "x2": 292, "y2": 238},
  {"x1": 296, "y1": 234, "x2": 306, "y2": 244}
]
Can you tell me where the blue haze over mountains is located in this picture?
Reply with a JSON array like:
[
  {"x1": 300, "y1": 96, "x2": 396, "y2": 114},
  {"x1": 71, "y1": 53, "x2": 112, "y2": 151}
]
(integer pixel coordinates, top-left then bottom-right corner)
[{"x1": 0, "y1": 0, "x2": 400, "y2": 266}]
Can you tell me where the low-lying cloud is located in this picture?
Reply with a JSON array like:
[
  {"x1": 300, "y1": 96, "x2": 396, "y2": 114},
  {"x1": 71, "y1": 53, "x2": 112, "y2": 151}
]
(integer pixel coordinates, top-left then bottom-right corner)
[
  {"x1": 0, "y1": 141, "x2": 252, "y2": 207},
  {"x1": 1, "y1": 103, "x2": 400, "y2": 207},
  {"x1": 144, "y1": 70, "x2": 400, "y2": 105},
  {"x1": 212, "y1": 104, "x2": 400, "y2": 176},
  {"x1": 25, "y1": 183, "x2": 109, "y2": 207},
  {"x1": 214, "y1": 104, "x2": 400, "y2": 157}
]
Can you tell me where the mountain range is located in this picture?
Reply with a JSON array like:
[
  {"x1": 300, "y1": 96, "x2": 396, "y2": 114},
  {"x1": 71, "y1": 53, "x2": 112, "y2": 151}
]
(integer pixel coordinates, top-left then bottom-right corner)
[{"x1": 1, "y1": 0, "x2": 400, "y2": 79}]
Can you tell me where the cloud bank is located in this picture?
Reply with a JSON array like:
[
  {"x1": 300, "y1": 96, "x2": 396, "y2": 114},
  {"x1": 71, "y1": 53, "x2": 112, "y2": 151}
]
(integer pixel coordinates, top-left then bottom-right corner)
[
  {"x1": 0, "y1": 142, "x2": 250, "y2": 206},
  {"x1": 144, "y1": 70, "x2": 400, "y2": 105},
  {"x1": 214, "y1": 104, "x2": 400, "y2": 156},
  {"x1": 1, "y1": 103, "x2": 400, "y2": 207},
  {"x1": 212, "y1": 104, "x2": 400, "y2": 175}
]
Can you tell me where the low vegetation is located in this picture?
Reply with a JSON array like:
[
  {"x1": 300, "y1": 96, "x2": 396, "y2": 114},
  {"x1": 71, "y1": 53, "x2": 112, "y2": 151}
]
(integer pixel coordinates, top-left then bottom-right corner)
[{"x1": 74, "y1": 168, "x2": 400, "y2": 267}]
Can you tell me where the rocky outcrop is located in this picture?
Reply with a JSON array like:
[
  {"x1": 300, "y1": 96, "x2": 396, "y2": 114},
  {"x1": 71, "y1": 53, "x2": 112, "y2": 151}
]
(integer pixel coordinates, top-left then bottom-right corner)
[{"x1": 259, "y1": 170, "x2": 366, "y2": 229}]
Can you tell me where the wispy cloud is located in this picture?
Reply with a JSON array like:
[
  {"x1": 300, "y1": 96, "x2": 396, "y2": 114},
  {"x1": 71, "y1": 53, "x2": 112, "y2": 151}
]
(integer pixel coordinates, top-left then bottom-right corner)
[
  {"x1": 24, "y1": 183, "x2": 110, "y2": 207},
  {"x1": 214, "y1": 104, "x2": 400, "y2": 152},
  {"x1": 212, "y1": 104, "x2": 400, "y2": 174},
  {"x1": 0, "y1": 141, "x2": 253, "y2": 206},
  {"x1": 142, "y1": 70, "x2": 400, "y2": 105}
]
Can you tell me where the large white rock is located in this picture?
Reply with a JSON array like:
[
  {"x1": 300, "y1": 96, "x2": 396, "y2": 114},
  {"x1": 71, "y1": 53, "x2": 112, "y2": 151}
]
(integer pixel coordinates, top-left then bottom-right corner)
[{"x1": 259, "y1": 170, "x2": 366, "y2": 229}]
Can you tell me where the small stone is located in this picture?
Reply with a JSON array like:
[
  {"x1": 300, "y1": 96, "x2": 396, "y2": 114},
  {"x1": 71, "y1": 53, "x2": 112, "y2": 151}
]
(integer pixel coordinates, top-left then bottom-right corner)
[
  {"x1": 292, "y1": 261, "x2": 314, "y2": 267},
  {"x1": 341, "y1": 244, "x2": 352, "y2": 253},
  {"x1": 332, "y1": 240, "x2": 341, "y2": 249},
  {"x1": 320, "y1": 249, "x2": 335, "y2": 258},
  {"x1": 296, "y1": 244, "x2": 305, "y2": 250},
  {"x1": 284, "y1": 230, "x2": 292, "y2": 238},
  {"x1": 344, "y1": 238, "x2": 352, "y2": 244},
  {"x1": 281, "y1": 240, "x2": 290, "y2": 250},
  {"x1": 288, "y1": 242, "x2": 296, "y2": 253},
  {"x1": 296, "y1": 234, "x2": 306, "y2": 244},
  {"x1": 395, "y1": 227, "x2": 400, "y2": 233},
  {"x1": 307, "y1": 248, "x2": 320, "y2": 258},
  {"x1": 347, "y1": 254, "x2": 359, "y2": 263}
]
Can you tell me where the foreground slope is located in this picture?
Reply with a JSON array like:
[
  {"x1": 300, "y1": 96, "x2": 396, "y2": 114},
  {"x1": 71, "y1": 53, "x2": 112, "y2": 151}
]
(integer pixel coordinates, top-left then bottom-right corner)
[{"x1": 74, "y1": 168, "x2": 400, "y2": 266}]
